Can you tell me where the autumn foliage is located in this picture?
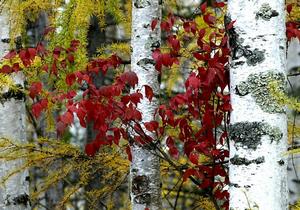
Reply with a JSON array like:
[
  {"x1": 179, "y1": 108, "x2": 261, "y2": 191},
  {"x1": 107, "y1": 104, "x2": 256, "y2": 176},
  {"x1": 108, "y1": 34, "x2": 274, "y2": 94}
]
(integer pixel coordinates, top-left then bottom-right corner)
[{"x1": 1, "y1": 2, "x2": 300, "y2": 210}]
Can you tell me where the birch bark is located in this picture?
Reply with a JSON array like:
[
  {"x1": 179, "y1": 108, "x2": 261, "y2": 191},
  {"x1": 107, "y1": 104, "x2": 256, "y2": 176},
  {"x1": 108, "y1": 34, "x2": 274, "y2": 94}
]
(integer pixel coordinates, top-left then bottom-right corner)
[
  {"x1": 130, "y1": 1, "x2": 162, "y2": 209},
  {"x1": 0, "y1": 13, "x2": 30, "y2": 210},
  {"x1": 227, "y1": 1, "x2": 288, "y2": 209}
]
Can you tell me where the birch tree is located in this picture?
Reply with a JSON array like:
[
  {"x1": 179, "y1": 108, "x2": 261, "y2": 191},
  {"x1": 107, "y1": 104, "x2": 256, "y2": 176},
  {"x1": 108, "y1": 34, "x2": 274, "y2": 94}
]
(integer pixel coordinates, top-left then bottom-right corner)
[
  {"x1": 0, "y1": 13, "x2": 30, "y2": 210},
  {"x1": 130, "y1": 0, "x2": 162, "y2": 209},
  {"x1": 227, "y1": 1, "x2": 288, "y2": 209}
]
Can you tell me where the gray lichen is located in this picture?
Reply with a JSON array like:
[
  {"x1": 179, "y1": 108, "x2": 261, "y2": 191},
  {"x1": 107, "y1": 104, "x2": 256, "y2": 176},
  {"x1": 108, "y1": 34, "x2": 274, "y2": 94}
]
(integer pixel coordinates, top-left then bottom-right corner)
[
  {"x1": 245, "y1": 48, "x2": 265, "y2": 66},
  {"x1": 230, "y1": 122, "x2": 283, "y2": 150},
  {"x1": 230, "y1": 183, "x2": 241, "y2": 188},
  {"x1": 230, "y1": 155, "x2": 265, "y2": 165},
  {"x1": 256, "y1": 3, "x2": 279, "y2": 21},
  {"x1": 235, "y1": 72, "x2": 286, "y2": 113},
  {"x1": 134, "y1": 0, "x2": 151, "y2": 8},
  {"x1": 137, "y1": 58, "x2": 156, "y2": 66},
  {"x1": 132, "y1": 175, "x2": 151, "y2": 204},
  {"x1": 231, "y1": 45, "x2": 265, "y2": 66}
]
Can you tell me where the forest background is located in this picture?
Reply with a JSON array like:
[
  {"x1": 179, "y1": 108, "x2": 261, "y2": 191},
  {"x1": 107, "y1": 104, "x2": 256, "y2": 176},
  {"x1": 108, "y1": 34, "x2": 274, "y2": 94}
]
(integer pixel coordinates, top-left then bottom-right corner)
[{"x1": 0, "y1": 0, "x2": 299, "y2": 210}]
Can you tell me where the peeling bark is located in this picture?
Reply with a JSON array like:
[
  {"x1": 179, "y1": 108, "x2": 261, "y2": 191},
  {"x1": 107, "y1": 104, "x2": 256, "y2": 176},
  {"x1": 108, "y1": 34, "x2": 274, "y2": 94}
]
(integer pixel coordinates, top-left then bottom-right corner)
[
  {"x1": 130, "y1": 1, "x2": 162, "y2": 210},
  {"x1": 228, "y1": 1, "x2": 288, "y2": 209},
  {"x1": 0, "y1": 13, "x2": 30, "y2": 210}
]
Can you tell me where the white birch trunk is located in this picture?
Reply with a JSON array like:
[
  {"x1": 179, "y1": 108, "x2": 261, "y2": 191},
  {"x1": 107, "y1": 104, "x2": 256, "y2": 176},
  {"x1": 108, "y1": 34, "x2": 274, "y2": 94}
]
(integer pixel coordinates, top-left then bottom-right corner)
[
  {"x1": 227, "y1": 1, "x2": 288, "y2": 209},
  {"x1": 0, "y1": 14, "x2": 30, "y2": 210},
  {"x1": 130, "y1": 1, "x2": 162, "y2": 209}
]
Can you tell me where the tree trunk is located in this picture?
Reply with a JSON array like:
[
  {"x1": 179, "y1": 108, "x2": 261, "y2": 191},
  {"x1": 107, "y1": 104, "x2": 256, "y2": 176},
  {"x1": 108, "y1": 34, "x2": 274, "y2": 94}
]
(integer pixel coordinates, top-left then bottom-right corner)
[
  {"x1": 228, "y1": 1, "x2": 288, "y2": 209},
  {"x1": 286, "y1": 38, "x2": 300, "y2": 205},
  {"x1": 0, "y1": 13, "x2": 30, "y2": 210},
  {"x1": 130, "y1": 1, "x2": 162, "y2": 210}
]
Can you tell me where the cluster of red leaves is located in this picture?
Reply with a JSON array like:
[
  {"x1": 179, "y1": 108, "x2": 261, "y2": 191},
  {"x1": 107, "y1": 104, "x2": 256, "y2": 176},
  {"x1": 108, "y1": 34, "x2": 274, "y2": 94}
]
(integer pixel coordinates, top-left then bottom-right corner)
[
  {"x1": 153, "y1": 12, "x2": 230, "y2": 210},
  {"x1": 286, "y1": 4, "x2": 300, "y2": 41}
]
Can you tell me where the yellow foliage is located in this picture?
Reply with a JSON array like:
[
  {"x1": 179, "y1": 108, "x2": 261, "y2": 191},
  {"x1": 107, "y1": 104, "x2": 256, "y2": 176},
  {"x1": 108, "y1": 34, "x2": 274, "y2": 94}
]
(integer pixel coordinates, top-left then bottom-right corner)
[
  {"x1": 97, "y1": 42, "x2": 131, "y2": 60},
  {"x1": 0, "y1": 73, "x2": 15, "y2": 91},
  {"x1": 288, "y1": 123, "x2": 300, "y2": 145},
  {"x1": 291, "y1": 199, "x2": 300, "y2": 210},
  {"x1": 0, "y1": 137, "x2": 129, "y2": 209},
  {"x1": 286, "y1": 0, "x2": 300, "y2": 22},
  {"x1": 269, "y1": 80, "x2": 300, "y2": 112}
]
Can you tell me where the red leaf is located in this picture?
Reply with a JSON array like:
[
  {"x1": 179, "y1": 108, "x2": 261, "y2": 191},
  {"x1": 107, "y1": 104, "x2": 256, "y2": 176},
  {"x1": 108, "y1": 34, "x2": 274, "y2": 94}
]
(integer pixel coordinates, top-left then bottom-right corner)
[
  {"x1": 61, "y1": 111, "x2": 74, "y2": 125},
  {"x1": 4, "y1": 50, "x2": 16, "y2": 59},
  {"x1": 67, "y1": 54, "x2": 75, "y2": 63},
  {"x1": 71, "y1": 39, "x2": 80, "y2": 48},
  {"x1": 126, "y1": 145, "x2": 132, "y2": 162},
  {"x1": 113, "y1": 128, "x2": 121, "y2": 145},
  {"x1": 32, "y1": 103, "x2": 43, "y2": 118},
  {"x1": 189, "y1": 152, "x2": 199, "y2": 165},
  {"x1": 52, "y1": 62, "x2": 58, "y2": 75},
  {"x1": 12, "y1": 63, "x2": 20, "y2": 72},
  {"x1": 53, "y1": 47, "x2": 61, "y2": 59},
  {"x1": 85, "y1": 143, "x2": 97, "y2": 157},
  {"x1": 144, "y1": 85, "x2": 154, "y2": 102},
  {"x1": 75, "y1": 107, "x2": 87, "y2": 127},
  {"x1": 169, "y1": 147, "x2": 179, "y2": 159},
  {"x1": 200, "y1": 178, "x2": 212, "y2": 189},
  {"x1": 185, "y1": 73, "x2": 200, "y2": 89},
  {"x1": 214, "y1": 2, "x2": 225, "y2": 8},
  {"x1": 66, "y1": 73, "x2": 76, "y2": 86},
  {"x1": 167, "y1": 35, "x2": 180, "y2": 52},
  {"x1": 29, "y1": 82, "x2": 43, "y2": 99},
  {"x1": 226, "y1": 20, "x2": 236, "y2": 30},
  {"x1": 120, "y1": 71, "x2": 138, "y2": 87},
  {"x1": 152, "y1": 49, "x2": 161, "y2": 60},
  {"x1": 166, "y1": 136, "x2": 179, "y2": 159},
  {"x1": 19, "y1": 50, "x2": 27, "y2": 63},
  {"x1": 287, "y1": 4, "x2": 293, "y2": 14},
  {"x1": 28, "y1": 48, "x2": 36, "y2": 60},
  {"x1": 183, "y1": 169, "x2": 195, "y2": 182},
  {"x1": 200, "y1": 2, "x2": 207, "y2": 13},
  {"x1": 204, "y1": 67, "x2": 217, "y2": 87},
  {"x1": 124, "y1": 92, "x2": 143, "y2": 105},
  {"x1": 40, "y1": 98, "x2": 48, "y2": 109},
  {"x1": 183, "y1": 169, "x2": 203, "y2": 182},
  {"x1": 133, "y1": 109, "x2": 142, "y2": 121},
  {"x1": 183, "y1": 22, "x2": 190, "y2": 33},
  {"x1": 37, "y1": 43, "x2": 46, "y2": 55},
  {"x1": 0, "y1": 65, "x2": 12, "y2": 73},
  {"x1": 198, "y1": 29, "x2": 206, "y2": 39},
  {"x1": 203, "y1": 14, "x2": 216, "y2": 25},
  {"x1": 144, "y1": 121, "x2": 159, "y2": 132},
  {"x1": 166, "y1": 136, "x2": 174, "y2": 148},
  {"x1": 151, "y1": 19, "x2": 158, "y2": 31}
]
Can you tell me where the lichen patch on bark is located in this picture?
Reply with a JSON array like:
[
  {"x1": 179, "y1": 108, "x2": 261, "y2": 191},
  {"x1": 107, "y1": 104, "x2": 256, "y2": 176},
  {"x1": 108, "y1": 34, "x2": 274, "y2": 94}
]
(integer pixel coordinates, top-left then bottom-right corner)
[
  {"x1": 256, "y1": 3, "x2": 279, "y2": 21},
  {"x1": 235, "y1": 72, "x2": 286, "y2": 113},
  {"x1": 133, "y1": 0, "x2": 151, "y2": 8},
  {"x1": 230, "y1": 122, "x2": 283, "y2": 150},
  {"x1": 230, "y1": 155, "x2": 265, "y2": 166},
  {"x1": 245, "y1": 48, "x2": 265, "y2": 66}
]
